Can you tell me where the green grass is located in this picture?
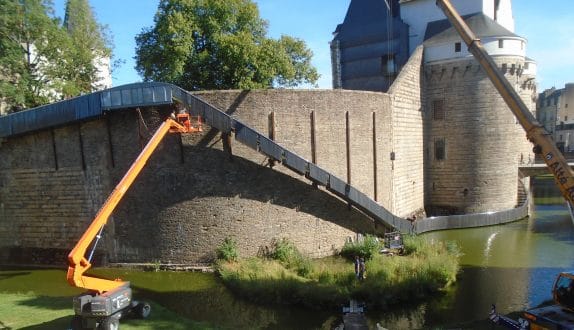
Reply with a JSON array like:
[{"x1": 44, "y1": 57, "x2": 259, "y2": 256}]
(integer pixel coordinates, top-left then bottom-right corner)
[
  {"x1": 340, "y1": 234, "x2": 380, "y2": 260},
  {"x1": 217, "y1": 235, "x2": 461, "y2": 310},
  {"x1": 0, "y1": 293, "x2": 71, "y2": 329},
  {"x1": 0, "y1": 268, "x2": 215, "y2": 329},
  {"x1": 0, "y1": 293, "x2": 211, "y2": 330}
]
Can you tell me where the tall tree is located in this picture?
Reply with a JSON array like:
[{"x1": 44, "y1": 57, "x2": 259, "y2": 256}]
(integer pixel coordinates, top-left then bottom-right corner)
[
  {"x1": 62, "y1": 0, "x2": 112, "y2": 95},
  {"x1": 0, "y1": 0, "x2": 112, "y2": 113},
  {"x1": 135, "y1": 0, "x2": 319, "y2": 90},
  {"x1": 0, "y1": 0, "x2": 67, "y2": 111}
]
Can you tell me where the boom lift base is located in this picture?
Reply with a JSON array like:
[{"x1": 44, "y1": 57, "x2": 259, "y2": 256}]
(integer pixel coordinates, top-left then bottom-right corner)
[{"x1": 72, "y1": 283, "x2": 150, "y2": 329}]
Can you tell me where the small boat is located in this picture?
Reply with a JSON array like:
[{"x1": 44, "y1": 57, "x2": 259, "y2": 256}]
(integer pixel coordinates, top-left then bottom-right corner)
[{"x1": 488, "y1": 305, "x2": 526, "y2": 329}]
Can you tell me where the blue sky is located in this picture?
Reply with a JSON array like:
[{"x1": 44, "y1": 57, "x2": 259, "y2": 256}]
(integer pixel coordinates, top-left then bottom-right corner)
[{"x1": 52, "y1": 0, "x2": 573, "y2": 92}]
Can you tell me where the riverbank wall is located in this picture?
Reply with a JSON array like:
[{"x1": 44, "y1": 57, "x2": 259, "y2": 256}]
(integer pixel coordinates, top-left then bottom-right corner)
[{"x1": 415, "y1": 179, "x2": 530, "y2": 233}]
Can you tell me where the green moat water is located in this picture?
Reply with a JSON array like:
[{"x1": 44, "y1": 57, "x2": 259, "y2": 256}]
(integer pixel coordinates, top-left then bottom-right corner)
[{"x1": 1, "y1": 176, "x2": 573, "y2": 329}]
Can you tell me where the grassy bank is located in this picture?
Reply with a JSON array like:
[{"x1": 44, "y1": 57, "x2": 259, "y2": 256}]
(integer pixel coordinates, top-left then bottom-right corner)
[
  {"x1": 217, "y1": 235, "x2": 461, "y2": 310},
  {"x1": 0, "y1": 236, "x2": 460, "y2": 327},
  {"x1": 0, "y1": 268, "x2": 214, "y2": 329},
  {"x1": 0, "y1": 292, "x2": 208, "y2": 330}
]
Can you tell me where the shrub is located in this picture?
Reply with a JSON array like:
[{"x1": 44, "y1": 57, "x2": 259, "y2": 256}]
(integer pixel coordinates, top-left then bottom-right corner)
[
  {"x1": 271, "y1": 239, "x2": 299, "y2": 264},
  {"x1": 340, "y1": 235, "x2": 381, "y2": 260},
  {"x1": 296, "y1": 258, "x2": 312, "y2": 277},
  {"x1": 216, "y1": 237, "x2": 239, "y2": 262},
  {"x1": 216, "y1": 234, "x2": 461, "y2": 311},
  {"x1": 403, "y1": 234, "x2": 424, "y2": 255},
  {"x1": 270, "y1": 238, "x2": 312, "y2": 277}
]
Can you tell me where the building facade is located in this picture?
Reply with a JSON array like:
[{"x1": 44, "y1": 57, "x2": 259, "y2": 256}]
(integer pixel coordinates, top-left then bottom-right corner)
[
  {"x1": 332, "y1": 0, "x2": 536, "y2": 215},
  {"x1": 538, "y1": 84, "x2": 574, "y2": 152}
]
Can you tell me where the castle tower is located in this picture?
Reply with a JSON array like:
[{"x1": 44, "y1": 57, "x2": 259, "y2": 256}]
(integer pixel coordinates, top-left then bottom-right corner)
[
  {"x1": 331, "y1": 0, "x2": 536, "y2": 216},
  {"x1": 418, "y1": 1, "x2": 537, "y2": 214},
  {"x1": 399, "y1": 0, "x2": 515, "y2": 54}
]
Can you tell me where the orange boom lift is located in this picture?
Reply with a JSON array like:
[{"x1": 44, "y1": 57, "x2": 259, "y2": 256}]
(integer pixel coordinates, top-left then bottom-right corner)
[{"x1": 67, "y1": 113, "x2": 201, "y2": 330}]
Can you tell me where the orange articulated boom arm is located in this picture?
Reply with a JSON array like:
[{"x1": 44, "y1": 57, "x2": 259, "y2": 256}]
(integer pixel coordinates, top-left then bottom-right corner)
[
  {"x1": 435, "y1": 0, "x2": 574, "y2": 206},
  {"x1": 67, "y1": 117, "x2": 193, "y2": 294}
]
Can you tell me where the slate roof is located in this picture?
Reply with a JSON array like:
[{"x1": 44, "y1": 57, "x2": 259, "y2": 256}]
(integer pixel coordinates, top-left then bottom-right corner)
[
  {"x1": 333, "y1": 0, "x2": 402, "y2": 43},
  {"x1": 424, "y1": 12, "x2": 521, "y2": 45}
]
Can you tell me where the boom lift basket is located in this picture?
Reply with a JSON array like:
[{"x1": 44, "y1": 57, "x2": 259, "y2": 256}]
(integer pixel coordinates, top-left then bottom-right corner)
[{"x1": 170, "y1": 113, "x2": 203, "y2": 133}]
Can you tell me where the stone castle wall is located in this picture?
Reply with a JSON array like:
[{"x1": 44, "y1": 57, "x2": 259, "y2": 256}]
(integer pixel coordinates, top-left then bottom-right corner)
[
  {"x1": 424, "y1": 55, "x2": 536, "y2": 214},
  {"x1": 0, "y1": 120, "x2": 114, "y2": 264},
  {"x1": 0, "y1": 87, "x2": 426, "y2": 265},
  {"x1": 388, "y1": 46, "x2": 426, "y2": 218},
  {"x1": 0, "y1": 46, "x2": 533, "y2": 264}
]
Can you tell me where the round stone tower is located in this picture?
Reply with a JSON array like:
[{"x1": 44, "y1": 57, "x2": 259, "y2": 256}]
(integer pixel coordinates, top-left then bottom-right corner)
[{"x1": 422, "y1": 12, "x2": 536, "y2": 215}]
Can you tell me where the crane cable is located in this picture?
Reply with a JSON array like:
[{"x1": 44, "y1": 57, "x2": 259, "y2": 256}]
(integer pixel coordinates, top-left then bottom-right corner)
[
  {"x1": 136, "y1": 107, "x2": 152, "y2": 136},
  {"x1": 136, "y1": 107, "x2": 153, "y2": 149}
]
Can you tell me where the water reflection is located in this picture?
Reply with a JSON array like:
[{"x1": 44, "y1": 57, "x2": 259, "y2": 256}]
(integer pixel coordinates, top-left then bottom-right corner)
[
  {"x1": 89, "y1": 269, "x2": 335, "y2": 329},
  {"x1": 483, "y1": 231, "x2": 499, "y2": 261},
  {"x1": 410, "y1": 176, "x2": 574, "y2": 328}
]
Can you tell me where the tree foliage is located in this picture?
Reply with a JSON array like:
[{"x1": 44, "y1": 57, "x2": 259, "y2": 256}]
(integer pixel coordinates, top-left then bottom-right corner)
[
  {"x1": 135, "y1": 0, "x2": 319, "y2": 90},
  {"x1": 0, "y1": 0, "x2": 63, "y2": 110},
  {"x1": 0, "y1": 0, "x2": 111, "y2": 113},
  {"x1": 62, "y1": 0, "x2": 112, "y2": 95}
]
